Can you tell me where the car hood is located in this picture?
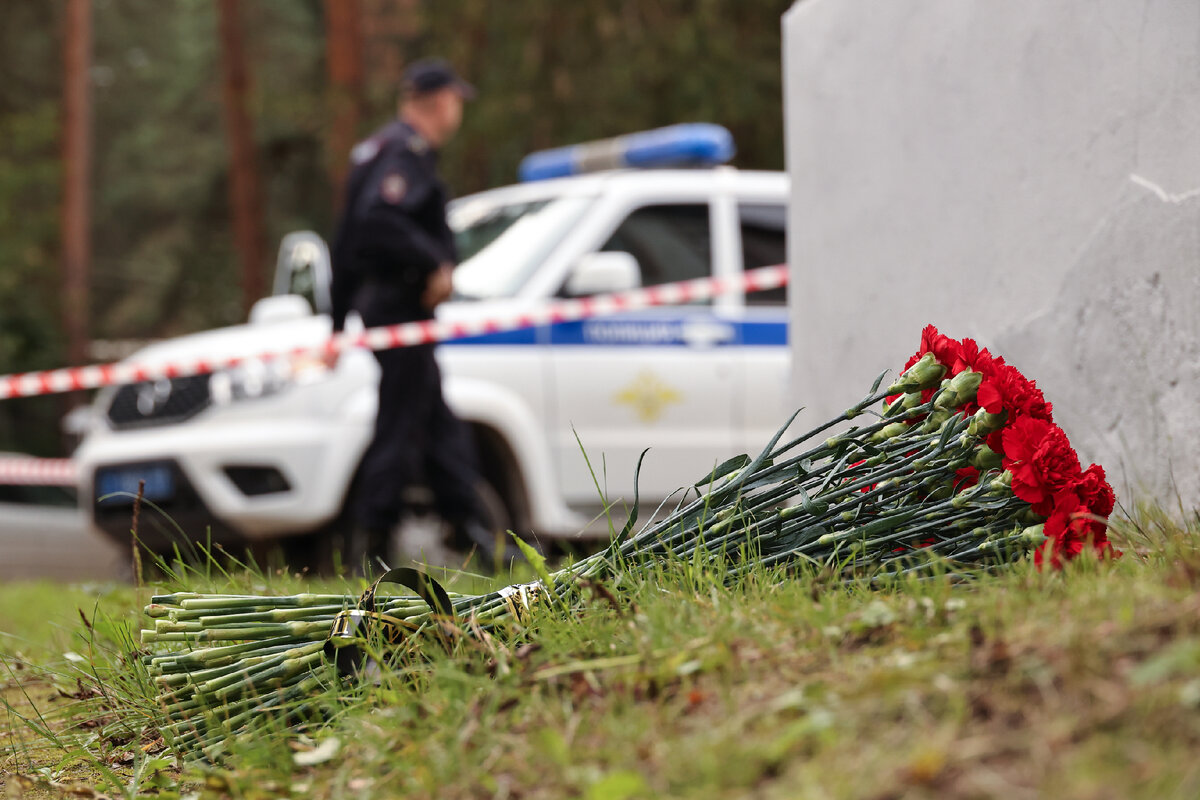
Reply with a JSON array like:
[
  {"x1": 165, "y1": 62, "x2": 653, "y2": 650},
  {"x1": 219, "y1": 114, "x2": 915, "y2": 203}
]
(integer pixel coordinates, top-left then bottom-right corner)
[{"x1": 120, "y1": 316, "x2": 333, "y2": 368}]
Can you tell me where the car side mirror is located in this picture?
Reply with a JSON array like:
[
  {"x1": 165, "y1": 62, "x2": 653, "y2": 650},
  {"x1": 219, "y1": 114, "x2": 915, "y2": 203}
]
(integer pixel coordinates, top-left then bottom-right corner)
[
  {"x1": 273, "y1": 231, "x2": 333, "y2": 315},
  {"x1": 565, "y1": 251, "x2": 641, "y2": 296}
]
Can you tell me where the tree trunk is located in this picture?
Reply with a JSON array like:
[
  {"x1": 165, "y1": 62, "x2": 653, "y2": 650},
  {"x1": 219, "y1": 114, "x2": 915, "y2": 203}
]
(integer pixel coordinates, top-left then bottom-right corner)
[
  {"x1": 61, "y1": 0, "x2": 91, "y2": 370},
  {"x1": 216, "y1": 0, "x2": 266, "y2": 316},
  {"x1": 324, "y1": 0, "x2": 364, "y2": 211}
]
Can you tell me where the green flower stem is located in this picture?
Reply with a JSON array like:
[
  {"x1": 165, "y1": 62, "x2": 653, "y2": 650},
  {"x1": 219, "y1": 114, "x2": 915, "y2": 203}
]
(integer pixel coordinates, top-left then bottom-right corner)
[
  {"x1": 192, "y1": 605, "x2": 349, "y2": 624},
  {"x1": 143, "y1": 620, "x2": 333, "y2": 644},
  {"x1": 611, "y1": 406, "x2": 973, "y2": 565},
  {"x1": 163, "y1": 655, "x2": 333, "y2": 729},
  {"x1": 194, "y1": 674, "x2": 332, "y2": 758},
  {"x1": 200, "y1": 648, "x2": 327, "y2": 704},
  {"x1": 168, "y1": 669, "x2": 326, "y2": 749},
  {"x1": 149, "y1": 636, "x2": 300, "y2": 672},
  {"x1": 154, "y1": 645, "x2": 305, "y2": 688},
  {"x1": 649, "y1": 454, "x2": 967, "y2": 567}
]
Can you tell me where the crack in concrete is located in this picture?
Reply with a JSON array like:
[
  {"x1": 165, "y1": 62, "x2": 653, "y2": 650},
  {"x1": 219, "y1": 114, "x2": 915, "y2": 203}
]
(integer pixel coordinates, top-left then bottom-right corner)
[{"x1": 1129, "y1": 173, "x2": 1200, "y2": 204}]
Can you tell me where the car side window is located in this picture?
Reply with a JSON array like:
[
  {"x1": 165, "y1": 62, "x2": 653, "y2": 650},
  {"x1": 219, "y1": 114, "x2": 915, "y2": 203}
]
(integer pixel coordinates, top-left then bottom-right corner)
[
  {"x1": 739, "y1": 203, "x2": 787, "y2": 306},
  {"x1": 599, "y1": 203, "x2": 713, "y2": 298}
]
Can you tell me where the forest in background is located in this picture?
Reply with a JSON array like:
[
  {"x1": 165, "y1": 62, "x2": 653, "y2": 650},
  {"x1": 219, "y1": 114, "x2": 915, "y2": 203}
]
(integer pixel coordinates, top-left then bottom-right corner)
[{"x1": 0, "y1": 0, "x2": 791, "y2": 455}]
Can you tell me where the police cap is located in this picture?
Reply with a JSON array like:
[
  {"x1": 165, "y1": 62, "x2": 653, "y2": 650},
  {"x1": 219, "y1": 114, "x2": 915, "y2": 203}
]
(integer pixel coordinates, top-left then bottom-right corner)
[{"x1": 403, "y1": 58, "x2": 476, "y2": 100}]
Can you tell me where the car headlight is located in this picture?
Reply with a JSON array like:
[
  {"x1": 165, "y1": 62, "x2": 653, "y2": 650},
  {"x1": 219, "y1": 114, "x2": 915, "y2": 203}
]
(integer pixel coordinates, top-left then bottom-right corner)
[{"x1": 209, "y1": 354, "x2": 331, "y2": 406}]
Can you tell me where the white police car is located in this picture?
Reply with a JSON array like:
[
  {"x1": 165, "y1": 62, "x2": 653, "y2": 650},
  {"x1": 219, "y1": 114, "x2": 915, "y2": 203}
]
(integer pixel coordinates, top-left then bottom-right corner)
[{"x1": 75, "y1": 125, "x2": 790, "y2": 559}]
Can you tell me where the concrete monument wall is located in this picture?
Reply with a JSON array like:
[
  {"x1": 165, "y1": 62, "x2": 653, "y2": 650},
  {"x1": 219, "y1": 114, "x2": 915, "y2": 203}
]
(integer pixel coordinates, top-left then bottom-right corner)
[{"x1": 783, "y1": 0, "x2": 1200, "y2": 507}]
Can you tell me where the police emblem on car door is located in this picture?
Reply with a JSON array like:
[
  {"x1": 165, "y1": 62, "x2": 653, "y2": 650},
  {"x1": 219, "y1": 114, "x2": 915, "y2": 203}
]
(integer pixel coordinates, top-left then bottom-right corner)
[{"x1": 547, "y1": 202, "x2": 738, "y2": 508}]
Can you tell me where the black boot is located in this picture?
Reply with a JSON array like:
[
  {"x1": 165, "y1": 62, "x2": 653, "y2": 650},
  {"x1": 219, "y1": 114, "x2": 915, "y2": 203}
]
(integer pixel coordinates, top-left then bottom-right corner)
[
  {"x1": 343, "y1": 525, "x2": 390, "y2": 576},
  {"x1": 450, "y1": 517, "x2": 522, "y2": 573}
]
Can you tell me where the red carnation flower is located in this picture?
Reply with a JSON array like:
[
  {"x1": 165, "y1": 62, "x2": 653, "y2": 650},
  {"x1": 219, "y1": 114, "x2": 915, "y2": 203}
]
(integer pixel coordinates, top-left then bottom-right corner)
[
  {"x1": 888, "y1": 325, "x2": 965, "y2": 410},
  {"x1": 1035, "y1": 485, "x2": 1117, "y2": 569},
  {"x1": 977, "y1": 363, "x2": 1053, "y2": 423},
  {"x1": 1035, "y1": 535, "x2": 1088, "y2": 569},
  {"x1": 1074, "y1": 463, "x2": 1116, "y2": 519},
  {"x1": 953, "y1": 466, "x2": 980, "y2": 492},
  {"x1": 984, "y1": 430, "x2": 1006, "y2": 458},
  {"x1": 950, "y1": 338, "x2": 1003, "y2": 378},
  {"x1": 848, "y1": 459, "x2": 877, "y2": 493},
  {"x1": 1034, "y1": 536, "x2": 1083, "y2": 569},
  {"x1": 903, "y1": 324, "x2": 962, "y2": 372},
  {"x1": 1001, "y1": 417, "x2": 1082, "y2": 513}
]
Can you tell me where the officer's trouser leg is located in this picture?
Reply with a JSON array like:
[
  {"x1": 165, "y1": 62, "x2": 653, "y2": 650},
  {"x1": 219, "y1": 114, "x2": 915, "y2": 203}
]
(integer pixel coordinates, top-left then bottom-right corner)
[
  {"x1": 423, "y1": 358, "x2": 487, "y2": 527},
  {"x1": 353, "y1": 345, "x2": 436, "y2": 532}
]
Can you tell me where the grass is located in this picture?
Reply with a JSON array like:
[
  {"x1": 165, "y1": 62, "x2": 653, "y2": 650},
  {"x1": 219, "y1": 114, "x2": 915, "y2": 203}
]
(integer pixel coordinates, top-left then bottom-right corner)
[{"x1": 3, "y1": 507, "x2": 1200, "y2": 799}]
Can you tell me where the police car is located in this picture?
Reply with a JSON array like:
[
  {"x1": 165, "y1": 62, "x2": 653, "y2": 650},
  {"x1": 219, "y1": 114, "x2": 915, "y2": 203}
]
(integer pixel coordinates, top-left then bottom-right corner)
[{"x1": 75, "y1": 125, "x2": 790, "y2": 559}]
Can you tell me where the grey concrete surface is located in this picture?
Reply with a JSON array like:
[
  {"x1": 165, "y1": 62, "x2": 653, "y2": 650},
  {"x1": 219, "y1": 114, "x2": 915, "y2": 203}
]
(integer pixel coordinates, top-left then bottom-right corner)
[
  {"x1": 0, "y1": 503, "x2": 127, "y2": 582},
  {"x1": 783, "y1": 0, "x2": 1200, "y2": 505}
]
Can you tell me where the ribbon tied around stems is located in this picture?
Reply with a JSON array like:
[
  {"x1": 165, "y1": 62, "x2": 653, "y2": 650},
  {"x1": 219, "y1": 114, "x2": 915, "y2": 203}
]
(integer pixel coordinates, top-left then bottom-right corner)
[
  {"x1": 497, "y1": 581, "x2": 544, "y2": 620},
  {"x1": 323, "y1": 567, "x2": 457, "y2": 679}
]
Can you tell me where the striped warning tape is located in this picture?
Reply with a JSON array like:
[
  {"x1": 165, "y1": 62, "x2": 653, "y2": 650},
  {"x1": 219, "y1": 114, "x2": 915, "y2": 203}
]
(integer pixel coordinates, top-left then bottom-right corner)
[
  {"x1": 0, "y1": 264, "x2": 788, "y2": 401},
  {"x1": 0, "y1": 457, "x2": 77, "y2": 486}
]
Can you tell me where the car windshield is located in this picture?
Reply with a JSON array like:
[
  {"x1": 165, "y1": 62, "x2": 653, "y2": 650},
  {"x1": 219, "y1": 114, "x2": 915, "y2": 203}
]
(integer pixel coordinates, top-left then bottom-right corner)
[{"x1": 451, "y1": 195, "x2": 594, "y2": 299}]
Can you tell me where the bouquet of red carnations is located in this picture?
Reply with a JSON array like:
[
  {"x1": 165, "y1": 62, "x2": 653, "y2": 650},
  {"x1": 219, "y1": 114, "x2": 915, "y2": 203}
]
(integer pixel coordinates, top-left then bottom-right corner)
[
  {"x1": 571, "y1": 322, "x2": 1119, "y2": 581},
  {"x1": 881, "y1": 324, "x2": 1117, "y2": 569},
  {"x1": 139, "y1": 325, "x2": 1117, "y2": 760}
]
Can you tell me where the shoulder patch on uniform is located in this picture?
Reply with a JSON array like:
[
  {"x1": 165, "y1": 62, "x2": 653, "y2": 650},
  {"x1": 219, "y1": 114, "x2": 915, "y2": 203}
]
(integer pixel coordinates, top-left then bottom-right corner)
[
  {"x1": 350, "y1": 138, "x2": 381, "y2": 165},
  {"x1": 379, "y1": 172, "x2": 408, "y2": 205},
  {"x1": 407, "y1": 134, "x2": 429, "y2": 155}
]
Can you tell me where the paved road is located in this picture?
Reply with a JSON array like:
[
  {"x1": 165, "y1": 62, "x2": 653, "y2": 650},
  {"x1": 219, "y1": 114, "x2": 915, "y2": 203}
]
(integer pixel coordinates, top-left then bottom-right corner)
[{"x1": 0, "y1": 502, "x2": 126, "y2": 581}]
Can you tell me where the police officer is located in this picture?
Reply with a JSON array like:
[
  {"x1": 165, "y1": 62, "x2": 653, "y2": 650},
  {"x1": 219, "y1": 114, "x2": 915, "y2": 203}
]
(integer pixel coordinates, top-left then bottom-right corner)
[{"x1": 329, "y1": 58, "x2": 492, "y2": 570}]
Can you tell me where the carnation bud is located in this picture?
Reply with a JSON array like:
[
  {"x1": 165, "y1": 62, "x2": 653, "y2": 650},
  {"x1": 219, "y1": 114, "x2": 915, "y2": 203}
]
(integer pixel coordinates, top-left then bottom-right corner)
[
  {"x1": 989, "y1": 470, "x2": 1013, "y2": 494},
  {"x1": 919, "y1": 408, "x2": 954, "y2": 434},
  {"x1": 709, "y1": 517, "x2": 734, "y2": 535},
  {"x1": 1019, "y1": 507, "x2": 1046, "y2": 525},
  {"x1": 935, "y1": 369, "x2": 983, "y2": 410},
  {"x1": 971, "y1": 444, "x2": 1003, "y2": 471},
  {"x1": 870, "y1": 421, "x2": 911, "y2": 443},
  {"x1": 885, "y1": 353, "x2": 946, "y2": 394},
  {"x1": 1018, "y1": 524, "x2": 1046, "y2": 544},
  {"x1": 967, "y1": 409, "x2": 1007, "y2": 437}
]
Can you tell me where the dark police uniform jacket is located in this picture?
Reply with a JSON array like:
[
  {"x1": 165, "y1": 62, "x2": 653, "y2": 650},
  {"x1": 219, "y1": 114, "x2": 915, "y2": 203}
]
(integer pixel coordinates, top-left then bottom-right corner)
[{"x1": 330, "y1": 120, "x2": 456, "y2": 332}]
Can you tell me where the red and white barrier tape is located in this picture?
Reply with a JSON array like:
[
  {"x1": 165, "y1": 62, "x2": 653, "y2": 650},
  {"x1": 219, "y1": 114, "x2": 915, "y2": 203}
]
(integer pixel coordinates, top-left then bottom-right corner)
[
  {"x1": 0, "y1": 457, "x2": 77, "y2": 486},
  {"x1": 0, "y1": 264, "x2": 788, "y2": 401}
]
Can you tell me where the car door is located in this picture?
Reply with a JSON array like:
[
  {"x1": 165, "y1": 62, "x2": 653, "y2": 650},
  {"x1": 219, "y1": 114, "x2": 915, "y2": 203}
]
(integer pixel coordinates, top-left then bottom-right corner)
[{"x1": 547, "y1": 200, "x2": 739, "y2": 514}]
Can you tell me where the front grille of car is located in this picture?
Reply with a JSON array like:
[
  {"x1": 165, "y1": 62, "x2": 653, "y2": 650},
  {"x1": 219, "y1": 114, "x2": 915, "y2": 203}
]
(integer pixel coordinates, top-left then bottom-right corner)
[{"x1": 106, "y1": 374, "x2": 212, "y2": 429}]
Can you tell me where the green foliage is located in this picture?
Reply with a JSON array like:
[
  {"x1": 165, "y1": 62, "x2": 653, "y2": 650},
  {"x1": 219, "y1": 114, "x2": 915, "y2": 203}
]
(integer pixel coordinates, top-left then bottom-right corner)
[
  {"x1": 89, "y1": 0, "x2": 332, "y2": 339},
  {"x1": 418, "y1": 0, "x2": 793, "y2": 193},
  {"x1": 0, "y1": 2, "x2": 67, "y2": 455}
]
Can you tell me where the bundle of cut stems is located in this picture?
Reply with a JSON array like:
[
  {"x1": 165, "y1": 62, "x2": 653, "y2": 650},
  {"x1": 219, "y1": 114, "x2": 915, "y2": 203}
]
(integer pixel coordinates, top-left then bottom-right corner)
[{"x1": 141, "y1": 334, "x2": 1114, "y2": 759}]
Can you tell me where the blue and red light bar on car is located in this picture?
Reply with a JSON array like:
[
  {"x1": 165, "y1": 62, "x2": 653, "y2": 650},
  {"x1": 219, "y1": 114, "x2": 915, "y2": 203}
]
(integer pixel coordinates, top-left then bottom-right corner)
[{"x1": 518, "y1": 123, "x2": 735, "y2": 182}]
